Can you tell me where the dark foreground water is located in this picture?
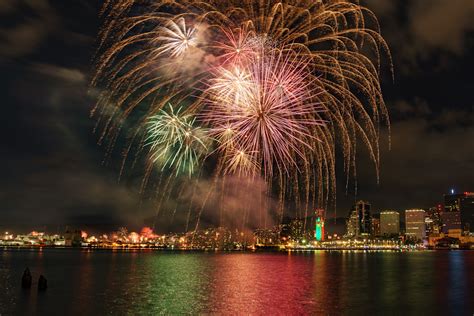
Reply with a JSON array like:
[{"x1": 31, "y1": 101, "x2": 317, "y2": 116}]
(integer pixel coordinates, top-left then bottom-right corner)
[{"x1": 1, "y1": 249, "x2": 473, "y2": 315}]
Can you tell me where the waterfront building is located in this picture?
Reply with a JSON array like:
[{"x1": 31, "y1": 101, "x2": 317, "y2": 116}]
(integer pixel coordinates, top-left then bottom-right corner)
[
  {"x1": 346, "y1": 210, "x2": 359, "y2": 237},
  {"x1": 314, "y1": 209, "x2": 325, "y2": 241},
  {"x1": 254, "y1": 228, "x2": 279, "y2": 245},
  {"x1": 288, "y1": 219, "x2": 305, "y2": 242},
  {"x1": 371, "y1": 215, "x2": 381, "y2": 237},
  {"x1": 346, "y1": 201, "x2": 371, "y2": 238},
  {"x1": 443, "y1": 192, "x2": 474, "y2": 233},
  {"x1": 427, "y1": 231, "x2": 474, "y2": 248},
  {"x1": 380, "y1": 211, "x2": 400, "y2": 236},
  {"x1": 64, "y1": 229, "x2": 83, "y2": 247},
  {"x1": 405, "y1": 209, "x2": 426, "y2": 240},
  {"x1": 425, "y1": 205, "x2": 443, "y2": 234},
  {"x1": 440, "y1": 211, "x2": 461, "y2": 234}
]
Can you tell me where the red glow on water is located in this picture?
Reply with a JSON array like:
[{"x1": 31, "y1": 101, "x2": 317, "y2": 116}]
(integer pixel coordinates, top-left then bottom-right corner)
[{"x1": 207, "y1": 253, "x2": 342, "y2": 314}]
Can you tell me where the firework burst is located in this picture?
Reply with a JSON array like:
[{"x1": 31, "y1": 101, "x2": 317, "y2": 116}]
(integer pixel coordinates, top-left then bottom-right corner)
[
  {"x1": 215, "y1": 27, "x2": 257, "y2": 66},
  {"x1": 146, "y1": 104, "x2": 208, "y2": 177},
  {"x1": 154, "y1": 18, "x2": 199, "y2": 58},
  {"x1": 204, "y1": 49, "x2": 324, "y2": 178},
  {"x1": 92, "y1": 0, "x2": 392, "y2": 225}
]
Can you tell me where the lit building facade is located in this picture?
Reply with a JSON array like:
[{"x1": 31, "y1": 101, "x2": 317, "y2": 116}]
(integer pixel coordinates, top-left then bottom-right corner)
[
  {"x1": 347, "y1": 211, "x2": 359, "y2": 237},
  {"x1": 314, "y1": 209, "x2": 325, "y2": 241},
  {"x1": 425, "y1": 205, "x2": 443, "y2": 234},
  {"x1": 380, "y1": 211, "x2": 400, "y2": 236},
  {"x1": 441, "y1": 212, "x2": 461, "y2": 234},
  {"x1": 444, "y1": 192, "x2": 474, "y2": 233},
  {"x1": 288, "y1": 219, "x2": 305, "y2": 242},
  {"x1": 371, "y1": 216, "x2": 380, "y2": 237},
  {"x1": 346, "y1": 201, "x2": 371, "y2": 238},
  {"x1": 405, "y1": 209, "x2": 426, "y2": 240}
]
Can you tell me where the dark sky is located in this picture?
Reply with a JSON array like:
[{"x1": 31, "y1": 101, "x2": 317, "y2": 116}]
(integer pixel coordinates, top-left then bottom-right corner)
[{"x1": 1, "y1": 0, "x2": 473, "y2": 232}]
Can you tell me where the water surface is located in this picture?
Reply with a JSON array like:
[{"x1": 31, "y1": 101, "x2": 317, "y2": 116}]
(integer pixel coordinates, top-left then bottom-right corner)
[{"x1": 1, "y1": 249, "x2": 473, "y2": 315}]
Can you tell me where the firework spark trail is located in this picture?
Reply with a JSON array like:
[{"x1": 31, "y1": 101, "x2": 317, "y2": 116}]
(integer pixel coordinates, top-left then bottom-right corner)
[
  {"x1": 92, "y1": 0, "x2": 392, "y2": 226},
  {"x1": 152, "y1": 173, "x2": 174, "y2": 230},
  {"x1": 191, "y1": 171, "x2": 221, "y2": 244},
  {"x1": 170, "y1": 180, "x2": 187, "y2": 222},
  {"x1": 184, "y1": 176, "x2": 200, "y2": 232}
]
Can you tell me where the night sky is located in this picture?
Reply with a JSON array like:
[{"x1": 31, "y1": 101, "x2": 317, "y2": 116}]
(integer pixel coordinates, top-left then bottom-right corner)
[{"x1": 1, "y1": 1, "x2": 473, "y2": 232}]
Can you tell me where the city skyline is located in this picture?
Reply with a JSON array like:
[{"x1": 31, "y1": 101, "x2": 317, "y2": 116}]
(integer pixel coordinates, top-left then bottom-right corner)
[{"x1": 2, "y1": 189, "x2": 472, "y2": 237}]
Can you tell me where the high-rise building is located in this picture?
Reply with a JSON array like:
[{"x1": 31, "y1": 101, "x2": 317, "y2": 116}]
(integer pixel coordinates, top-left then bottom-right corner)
[
  {"x1": 425, "y1": 205, "x2": 443, "y2": 234},
  {"x1": 405, "y1": 209, "x2": 426, "y2": 240},
  {"x1": 346, "y1": 201, "x2": 371, "y2": 238},
  {"x1": 443, "y1": 192, "x2": 474, "y2": 233},
  {"x1": 357, "y1": 201, "x2": 372, "y2": 236},
  {"x1": 371, "y1": 215, "x2": 380, "y2": 237},
  {"x1": 440, "y1": 212, "x2": 461, "y2": 234},
  {"x1": 346, "y1": 210, "x2": 359, "y2": 237},
  {"x1": 380, "y1": 211, "x2": 400, "y2": 236}
]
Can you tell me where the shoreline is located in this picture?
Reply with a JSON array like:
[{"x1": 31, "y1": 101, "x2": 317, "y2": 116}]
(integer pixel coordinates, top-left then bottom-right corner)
[{"x1": 2, "y1": 245, "x2": 472, "y2": 252}]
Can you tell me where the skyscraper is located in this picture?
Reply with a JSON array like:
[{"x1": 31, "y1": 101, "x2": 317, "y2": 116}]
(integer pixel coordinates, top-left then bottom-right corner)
[
  {"x1": 380, "y1": 211, "x2": 400, "y2": 236},
  {"x1": 346, "y1": 210, "x2": 359, "y2": 237},
  {"x1": 405, "y1": 209, "x2": 426, "y2": 240},
  {"x1": 346, "y1": 201, "x2": 371, "y2": 238},
  {"x1": 443, "y1": 192, "x2": 474, "y2": 233},
  {"x1": 371, "y1": 215, "x2": 380, "y2": 237},
  {"x1": 440, "y1": 212, "x2": 461, "y2": 234},
  {"x1": 425, "y1": 205, "x2": 442, "y2": 234}
]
